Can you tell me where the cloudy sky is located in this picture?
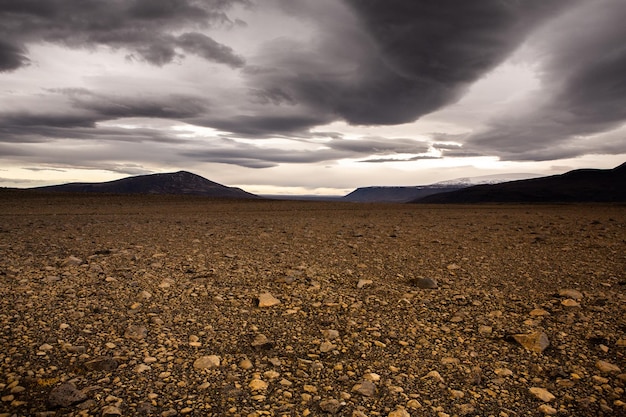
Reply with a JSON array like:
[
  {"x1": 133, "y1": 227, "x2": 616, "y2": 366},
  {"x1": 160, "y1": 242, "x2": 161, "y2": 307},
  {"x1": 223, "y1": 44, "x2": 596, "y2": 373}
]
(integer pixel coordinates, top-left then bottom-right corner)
[{"x1": 1, "y1": 0, "x2": 625, "y2": 195}]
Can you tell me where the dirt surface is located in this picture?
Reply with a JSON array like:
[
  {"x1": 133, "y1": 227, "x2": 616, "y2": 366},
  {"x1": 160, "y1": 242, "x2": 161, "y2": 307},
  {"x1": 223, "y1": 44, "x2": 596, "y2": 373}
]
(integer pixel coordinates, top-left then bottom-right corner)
[{"x1": 1, "y1": 192, "x2": 625, "y2": 416}]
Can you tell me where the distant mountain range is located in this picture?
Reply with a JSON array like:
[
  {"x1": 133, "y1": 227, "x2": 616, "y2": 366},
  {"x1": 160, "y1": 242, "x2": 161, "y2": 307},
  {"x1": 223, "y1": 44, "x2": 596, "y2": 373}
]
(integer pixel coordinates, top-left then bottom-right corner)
[
  {"x1": 342, "y1": 173, "x2": 540, "y2": 203},
  {"x1": 414, "y1": 162, "x2": 626, "y2": 203},
  {"x1": 20, "y1": 162, "x2": 626, "y2": 203},
  {"x1": 33, "y1": 171, "x2": 259, "y2": 199}
]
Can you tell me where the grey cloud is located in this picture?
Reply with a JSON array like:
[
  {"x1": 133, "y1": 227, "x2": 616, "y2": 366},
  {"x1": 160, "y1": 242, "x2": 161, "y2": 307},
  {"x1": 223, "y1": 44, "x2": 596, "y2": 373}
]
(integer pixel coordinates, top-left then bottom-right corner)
[
  {"x1": 327, "y1": 137, "x2": 429, "y2": 154},
  {"x1": 245, "y1": 0, "x2": 573, "y2": 132},
  {"x1": 177, "y1": 32, "x2": 245, "y2": 68},
  {"x1": 199, "y1": 114, "x2": 335, "y2": 137},
  {"x1": 0, "y1": 0, "x2": 247, "y2": 69},
  {"x1": 359, "y1": 156, "x2": 441, "y2": 163},
  {"x1": 0, "y1": 89, "x2": 208, "y2": 142},
  {"x1": 0, "y1": 39, "x2": 29, "y2": 71},
  {"x1": 180, "y1": 136, "x2": 431, "y2": 168},
  {"x1": 467, "y1": 0, "x2": 626, "y2": 161}
]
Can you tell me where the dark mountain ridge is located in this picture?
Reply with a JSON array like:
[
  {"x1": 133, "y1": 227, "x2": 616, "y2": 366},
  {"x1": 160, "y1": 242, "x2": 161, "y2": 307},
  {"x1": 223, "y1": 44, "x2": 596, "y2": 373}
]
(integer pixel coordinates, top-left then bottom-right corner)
[
  {"x1": 343, "y1": 185, "x2": 463, "y2": 203},
  {"x1": 414, "y1": 162, "x2": 626, "y2": 203},
  {"x1": 33, "y1": 171, "x2": 259, "y2": 199}
]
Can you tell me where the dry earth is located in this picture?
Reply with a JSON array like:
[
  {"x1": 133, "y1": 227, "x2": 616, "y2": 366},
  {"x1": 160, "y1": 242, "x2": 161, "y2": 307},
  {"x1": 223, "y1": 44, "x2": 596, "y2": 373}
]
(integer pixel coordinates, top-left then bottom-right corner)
[{"x1": 0, "y1": 192, "x2": 625, "y2": 417}]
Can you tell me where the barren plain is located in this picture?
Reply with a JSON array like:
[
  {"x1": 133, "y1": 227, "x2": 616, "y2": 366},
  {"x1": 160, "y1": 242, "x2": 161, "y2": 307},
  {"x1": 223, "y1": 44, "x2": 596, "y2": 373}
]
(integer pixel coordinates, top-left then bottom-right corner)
[{"x1": 0, "y1": 192, "x2": 624, "y2": 416}]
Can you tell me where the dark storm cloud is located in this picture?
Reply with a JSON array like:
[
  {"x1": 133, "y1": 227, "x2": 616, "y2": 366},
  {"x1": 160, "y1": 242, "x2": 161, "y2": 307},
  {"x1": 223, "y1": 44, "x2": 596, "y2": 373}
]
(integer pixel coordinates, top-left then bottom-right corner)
[
  {"x1": 467, "y1": 0, "x2": 626, "y2": 161},
  {"x1": 0, "y1": 0, "x2": 246, "y2": 69},
  {"x1": 0, "y1": 88, "x2": 208, "y2": 142},
  {"x1": 247, "y1": 0, "x2": 573, "y2": 131},
  {"x1": 0, "y1": 39, "x2": 29, "y2": 72}
]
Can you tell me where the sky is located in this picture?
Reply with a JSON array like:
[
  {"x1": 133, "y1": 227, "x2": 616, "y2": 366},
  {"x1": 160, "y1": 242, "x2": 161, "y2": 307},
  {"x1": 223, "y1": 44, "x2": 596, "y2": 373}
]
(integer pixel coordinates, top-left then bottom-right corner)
[{"x1": 1, "y1": 0, "x2": 625, "y2": 195}]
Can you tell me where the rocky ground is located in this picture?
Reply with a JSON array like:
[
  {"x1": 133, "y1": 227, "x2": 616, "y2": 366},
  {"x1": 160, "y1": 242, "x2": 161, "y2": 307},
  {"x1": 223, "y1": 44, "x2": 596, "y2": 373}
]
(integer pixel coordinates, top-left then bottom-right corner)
[{"x1": 0, "y1": 192, "x2": 624, "y2": 416}]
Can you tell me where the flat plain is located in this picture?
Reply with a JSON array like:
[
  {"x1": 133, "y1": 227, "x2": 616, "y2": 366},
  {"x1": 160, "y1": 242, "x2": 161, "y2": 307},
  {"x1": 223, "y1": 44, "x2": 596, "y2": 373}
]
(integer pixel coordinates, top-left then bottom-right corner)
[{"x1": 0, "y1": 192, "x2": 624, "y2": 416}]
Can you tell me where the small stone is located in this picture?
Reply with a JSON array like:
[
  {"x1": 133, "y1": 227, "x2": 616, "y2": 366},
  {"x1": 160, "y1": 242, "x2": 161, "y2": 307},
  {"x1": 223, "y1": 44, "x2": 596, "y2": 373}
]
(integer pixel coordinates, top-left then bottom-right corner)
[
  {"x1": 124, "y1": 325, "x2": 148, "y2": 340},
  {"x1": 363, "y1": 372, "x2": 380, "y2": 382},
  {"x1": 561, "y1": 299, "x2": 580, "y2": 307},
  {"x1": 84, "y1": 357, "x2": 119, "y2": 372},
  {"x1": 529, "y1": 387, "x2": 556, "y2": 402},
  {"x1": 529, "y1": 309, "x2": 549, "y2": 316},
  {"x1": 65, "y1": 256, "x2": 83, "y2": 266},
  {"x1": 251, "y1": 333, "x2": 273, "y2": 349},
  {"x1": 320, "y1": 341, "x2": 336, "y2": 353},
  {"x1": 102, "y1": 405, "x2": 122, "y2": 416},
  {"x1": 558, "y1": 289, "x2": 583, "y2": 300},
  {"x1": 137, "y1": 290, "x2": 152, "y2": 300},
  {"x1": 512, "y1": 331, "x2": 550, "y2": 353},
  {"x1": 263, "y1": 370, "x2": 280, "y2": 380},
  {"x1": 411, "y1": 277, "x2": 438, "y2": 289},
  {"x1": 423, "y1": 370, "x2": 444, "y2": 382},
  {"x1": 239, "y1": 358, "x2": 254, "y2": 370},
  {"x1": 319, "y1": 398, "x2": 343, "y2": 414},
  {"x1": 357, "y1": 279, "x2": 372, "y2": 289},
  {"x1": 407, "y1": 399, "x2": 422, "y2": 409},
  {"x1": 478, "y1": 325, "x2": 492, "y2": 335},
  {"x1": 538, "y1": 404, "x2": 558, "y2": 415},
  {"x1": 450, "y1": 389, "x2": 464, "y2": 399},
  {"x1": 39, "y1": 343, "x2": 54, "y2": 351},
  {"x1": 321, "y1": 329, "x2": 340, "y2": 340},
  {"x1": 249, "y1": 379, "x2": 268, "y2": 391},
  {"x1": 257, "y1": 292, "x2": 280, "y2": 307},
  {"x1": 352, "y1": 380, "x2": 376, "y2": 397},
  {"x1": 48, "y1": 383, "x2": 87, "y2": 408},
  {"x1": 134, "y1": 364, "x2": 151, "y2": 373},
  {"x1": 596, "y1": 360, "x2": 621, "y2": 373},
  {"x1": 193, "y1": 355, "x2": 221, "y2": 370},
  {"x1": 388, "y1": 408, "x2": 410, "y2": 417},
  {"x1": 494, "y1": 368, "x2": 513, "y2": 377}
]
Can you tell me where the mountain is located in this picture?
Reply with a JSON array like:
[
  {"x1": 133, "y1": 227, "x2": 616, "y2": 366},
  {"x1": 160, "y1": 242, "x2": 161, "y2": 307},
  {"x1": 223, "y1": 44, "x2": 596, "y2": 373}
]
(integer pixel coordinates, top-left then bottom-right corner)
[
  {"x1": 342, "y1": 173, "x2": 539, "y2": 203},
  {"x1": 414, "y1": 162, "x2": 626, "y2": 203},
  {"x1": 343, "y1": 185, "x2": 462, "y2": 203},
  {"x1": 33, "y1": 171, "x2": 259, "y2": 199}
]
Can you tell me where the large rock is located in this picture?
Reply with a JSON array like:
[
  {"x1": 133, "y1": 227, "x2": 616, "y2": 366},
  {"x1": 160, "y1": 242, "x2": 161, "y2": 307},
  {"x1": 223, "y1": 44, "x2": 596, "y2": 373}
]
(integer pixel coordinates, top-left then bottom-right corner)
[
  {"x1": 193, "y1": 355, "x2": 221, "y2": 370},
  {"x1": 48, "y1": 383, "x2": 87, "y2": 408},
  {"x1": 257, "y1": 292, "x2": 280, "y2": 307},
  {"x1": 410, "y1": 277, "x2": 438, "y2": 289},
  {"x1": 512, "y1": 331, "x2": 550, "y2": 353}
]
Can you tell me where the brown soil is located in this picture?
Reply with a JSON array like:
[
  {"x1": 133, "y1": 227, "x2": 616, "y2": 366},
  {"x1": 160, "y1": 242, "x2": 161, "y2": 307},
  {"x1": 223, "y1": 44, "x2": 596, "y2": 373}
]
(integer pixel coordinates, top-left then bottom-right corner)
[{"x1": 1, "y1": 192, "x2": 625, "y2": 416}]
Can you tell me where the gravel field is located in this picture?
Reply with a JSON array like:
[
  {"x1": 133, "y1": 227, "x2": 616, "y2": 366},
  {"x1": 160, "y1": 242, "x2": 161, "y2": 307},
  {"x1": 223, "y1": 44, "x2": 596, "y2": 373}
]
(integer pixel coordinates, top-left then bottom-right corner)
[{"x1": 0, "y1": 192, "x2": 624, "y2": 416}]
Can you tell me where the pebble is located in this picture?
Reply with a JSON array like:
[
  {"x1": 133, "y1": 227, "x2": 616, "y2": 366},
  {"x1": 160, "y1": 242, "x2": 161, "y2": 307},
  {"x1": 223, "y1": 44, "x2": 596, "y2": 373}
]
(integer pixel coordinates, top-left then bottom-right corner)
[
  {"x1": 357, "y1": 279, "x2": 372, "y2": 289},
  {"x1": 596, "y1": 360, "x2": 621, "y2": 373},
  {"x1": 319, "y1": 398, "x2": 343, "y2": 414},
  {"x1": 322, "y1": 329, "x2": 340, "y2": 340},
  {"x1": 124, "y1": 325, "x2": 148, "y2": 340},
  {"x1": 48, "y1": 383, "x2": 87, "y2": 408},
  {"x1": 388, "y1": 408, "x2": 410, "y2": 417},
  {"x1": 101, "y1": 405, "x2": 122, "y2": 416},
  {"x1": 411, "y1": 277, "x2": 438, "y2": 289},
  {"x1": 537, "y1": 404, "x2": 558, "y2": 415},
  {"x1": 558, "y1": 289, "x2": 583, "y2": 300},
  {"x1": 529, "y1": 387, "x2": 556, "y2": 402},
  {"x1": 251, "y1": 333, "x2": 273, "y2": 349},
  {"x1": 193, "y1": 355, "x2": 221, "y2": 370},
  {"x1": 84, "y1": 357, "x2": 119, "y2": 372},
  {"x1": 561, "y1": 298, "x2": 580, "y2": 307},
  {"x1": 257, "y1": 292, "x2": 280, "y2": 307},
  {"x1": 512, "y1": 331, "x2": 550, "y2": 353},
  {"x1": 320, "y1": 341, "x2": 336, "y2": 353},
  {"x1": 239, "y1": 358, "x2": 254, "y2": 370},
  {"x1": 249, "y1": 378, "x2": 268, "y2": 391},
  {"x1": 352, "y1": 379, "x2": 376, "y2": 397}
]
